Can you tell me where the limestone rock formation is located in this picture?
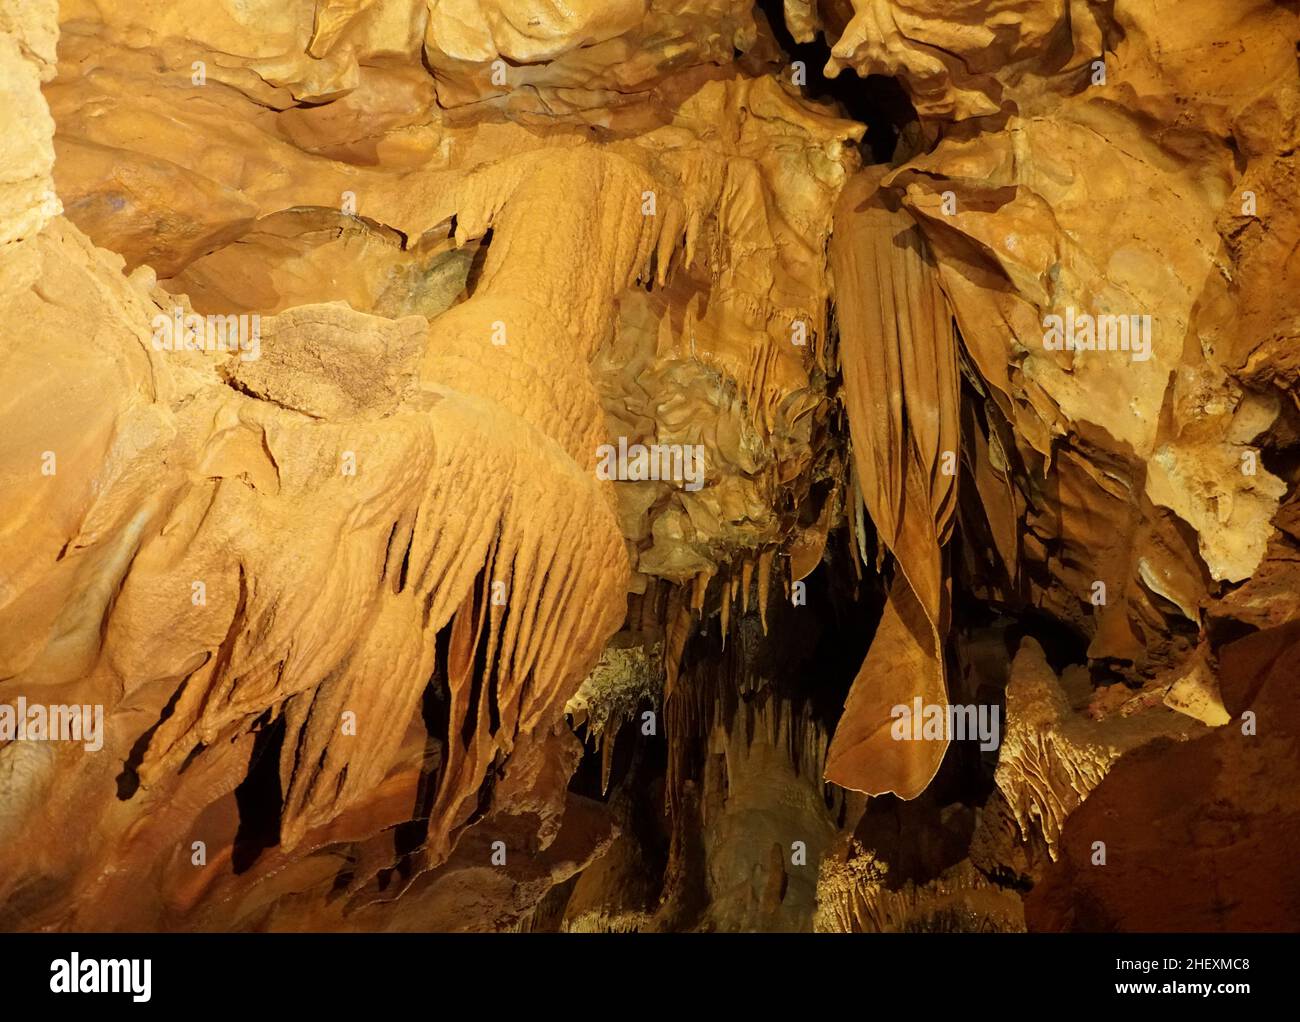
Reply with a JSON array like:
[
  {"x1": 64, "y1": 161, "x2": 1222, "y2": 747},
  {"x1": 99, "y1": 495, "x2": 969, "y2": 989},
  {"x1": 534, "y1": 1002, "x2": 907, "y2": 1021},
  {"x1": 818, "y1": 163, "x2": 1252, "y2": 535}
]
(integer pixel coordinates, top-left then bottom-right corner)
[{"x1": 0, "y1": 0, "x2": 1297, "y2": 932}]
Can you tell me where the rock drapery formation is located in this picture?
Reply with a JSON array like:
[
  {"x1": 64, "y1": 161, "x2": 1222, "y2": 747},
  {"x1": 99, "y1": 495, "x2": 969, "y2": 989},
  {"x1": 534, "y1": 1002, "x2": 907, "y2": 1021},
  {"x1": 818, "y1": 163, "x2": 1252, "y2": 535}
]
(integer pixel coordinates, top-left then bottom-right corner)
[{"x1": 0, "y1": 0, "x2": 1297, "y2": 932}]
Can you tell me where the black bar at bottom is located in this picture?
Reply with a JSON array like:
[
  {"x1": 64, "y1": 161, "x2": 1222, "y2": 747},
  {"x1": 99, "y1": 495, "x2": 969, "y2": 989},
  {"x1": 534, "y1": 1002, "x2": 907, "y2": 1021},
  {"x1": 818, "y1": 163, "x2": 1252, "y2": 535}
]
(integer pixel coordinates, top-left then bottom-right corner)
[{"x1": 0, "y1": 932, "x2": 1287, "y2": 1008}]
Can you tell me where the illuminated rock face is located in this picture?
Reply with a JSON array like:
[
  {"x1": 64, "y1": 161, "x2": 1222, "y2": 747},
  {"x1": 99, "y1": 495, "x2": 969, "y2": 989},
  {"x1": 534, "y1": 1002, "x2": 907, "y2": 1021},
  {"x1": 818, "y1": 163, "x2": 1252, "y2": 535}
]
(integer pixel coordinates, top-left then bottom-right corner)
[{"x1": 0, "y1": 0, "x2": 1296, "y2": 931}]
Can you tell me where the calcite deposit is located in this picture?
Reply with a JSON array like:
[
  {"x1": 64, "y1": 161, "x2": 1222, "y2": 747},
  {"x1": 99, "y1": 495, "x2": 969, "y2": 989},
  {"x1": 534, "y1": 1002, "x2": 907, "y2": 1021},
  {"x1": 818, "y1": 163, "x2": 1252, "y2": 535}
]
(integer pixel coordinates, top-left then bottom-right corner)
[{"x1": 0, "y1": 0, "x2": 1297, "y2": 932}]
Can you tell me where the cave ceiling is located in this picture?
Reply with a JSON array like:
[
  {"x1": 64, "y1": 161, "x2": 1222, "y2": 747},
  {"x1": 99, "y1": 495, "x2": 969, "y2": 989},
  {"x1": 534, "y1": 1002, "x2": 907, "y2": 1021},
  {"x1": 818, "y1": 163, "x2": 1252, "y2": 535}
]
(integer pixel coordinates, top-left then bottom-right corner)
[{"x1": 0, "y1": 0, "x2": 1298, "y2": 935}]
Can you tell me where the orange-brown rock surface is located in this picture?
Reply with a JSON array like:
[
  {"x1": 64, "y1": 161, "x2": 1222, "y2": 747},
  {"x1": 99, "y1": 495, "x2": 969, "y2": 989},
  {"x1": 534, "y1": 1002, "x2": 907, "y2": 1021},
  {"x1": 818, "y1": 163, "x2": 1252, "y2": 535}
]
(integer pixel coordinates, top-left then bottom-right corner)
[{"x1": 0, "y1": 0, "x2": 1297, "y2": 932}]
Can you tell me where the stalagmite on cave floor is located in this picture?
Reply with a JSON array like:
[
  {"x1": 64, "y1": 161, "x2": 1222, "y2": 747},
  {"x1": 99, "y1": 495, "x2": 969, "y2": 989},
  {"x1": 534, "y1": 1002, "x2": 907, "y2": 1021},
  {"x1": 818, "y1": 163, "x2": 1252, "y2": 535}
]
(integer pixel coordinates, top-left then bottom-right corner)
[{"x1": 0, "y1": 0, "x2": 1298, "y2": 933}]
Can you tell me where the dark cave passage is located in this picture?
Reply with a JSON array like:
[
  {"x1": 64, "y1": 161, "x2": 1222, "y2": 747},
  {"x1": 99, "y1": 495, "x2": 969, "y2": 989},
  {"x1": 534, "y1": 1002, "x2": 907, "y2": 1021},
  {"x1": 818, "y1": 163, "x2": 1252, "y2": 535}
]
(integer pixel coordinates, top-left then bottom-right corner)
[{"x1": 756, "y1": 0, "x2": 918, "y2": 163}]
